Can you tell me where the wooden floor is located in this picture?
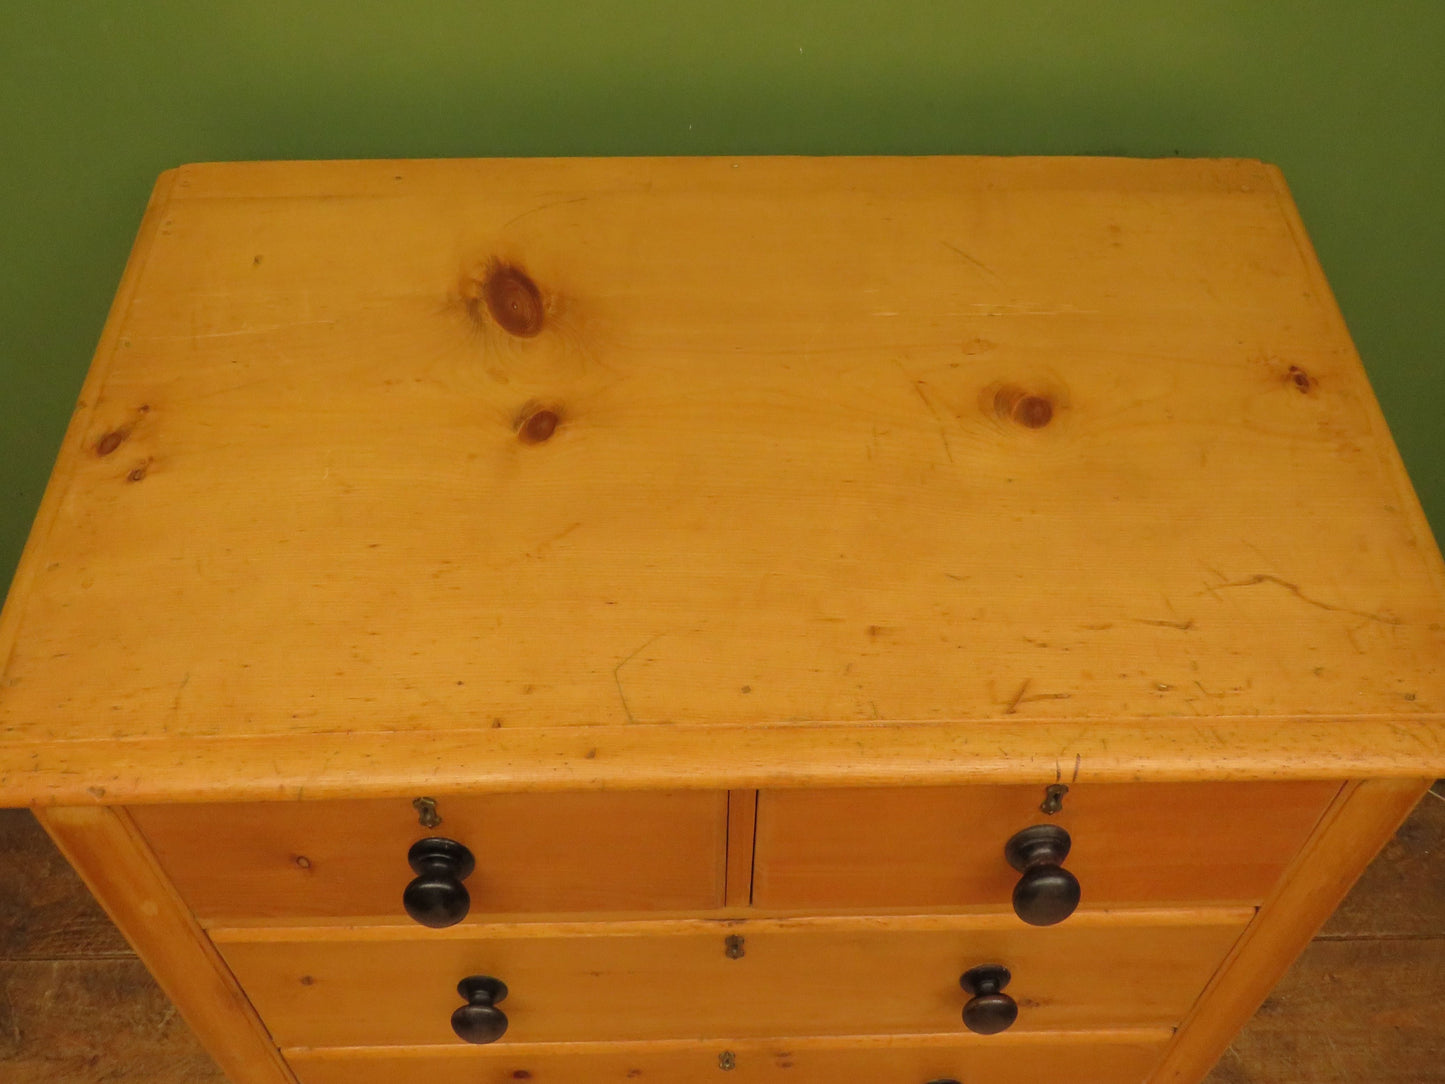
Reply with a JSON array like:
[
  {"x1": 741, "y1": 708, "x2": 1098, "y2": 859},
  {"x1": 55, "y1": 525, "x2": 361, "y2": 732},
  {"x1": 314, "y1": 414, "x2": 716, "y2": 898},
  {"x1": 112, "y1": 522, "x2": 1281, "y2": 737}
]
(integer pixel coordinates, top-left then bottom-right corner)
[{"x1": 1, "y1": 788, "x2": 1441, "y2": 1083}]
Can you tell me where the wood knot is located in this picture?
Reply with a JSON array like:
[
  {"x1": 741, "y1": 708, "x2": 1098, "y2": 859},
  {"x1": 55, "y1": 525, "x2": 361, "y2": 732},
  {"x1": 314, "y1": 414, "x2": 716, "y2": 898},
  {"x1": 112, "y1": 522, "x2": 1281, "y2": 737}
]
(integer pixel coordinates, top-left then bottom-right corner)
[
  {"x1": 482, "y1": 263, "x2": 545, "y2": 337},
  {"x1": 517, "y1": 405, "x2": 561, "y2": 444},
  {"x1": 1286, "y1": 365, "x2": 1314, "y2": 393},
  {"x1": 95, "y1": 429, "x2": 128, "y2": 456},
  {"x1": 992, "y1": 385, "x2": 1055, "y2": 428}
]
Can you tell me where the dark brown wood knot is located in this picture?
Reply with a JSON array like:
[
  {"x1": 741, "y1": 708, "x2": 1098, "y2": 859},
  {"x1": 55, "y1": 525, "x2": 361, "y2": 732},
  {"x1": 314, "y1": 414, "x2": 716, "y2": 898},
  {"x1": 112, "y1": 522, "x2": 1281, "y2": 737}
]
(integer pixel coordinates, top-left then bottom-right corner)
[
  {"x1": 484, "y1": 264, "x2": 545, "y2": 337},
  {"x1": 993, "y1": 386, "x2": 1055, "y2": 428},
  {"x1": 95, "y1": 430, "x2": 128, "y2": 456},
  {"x1": 518, "y1": 408, "x2": 560, "y2": 444}
]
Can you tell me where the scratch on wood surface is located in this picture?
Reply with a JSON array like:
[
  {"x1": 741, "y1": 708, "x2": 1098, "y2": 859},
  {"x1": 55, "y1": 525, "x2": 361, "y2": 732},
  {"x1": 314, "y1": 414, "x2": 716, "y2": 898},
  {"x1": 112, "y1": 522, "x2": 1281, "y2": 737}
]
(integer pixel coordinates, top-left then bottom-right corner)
[
  {"x1": 941, "y1": 240, "x2": 1001, "y2": 281},
  {"x1": 1344, "y1": 624, "x2": 1367, "y2": 655},
  {"x1": 1005, "y1": 679, "x2": 1031, "y2": 714},
  {"x1": 1215, "y1": 573, "x2": 1401, "y2": 625},
  {"x1": 1194, "y1": 681, "x2": 1238, "y2": 699},
  {"x1": 500, "y1": 195, "x2": 590, "y2": 230},
  {"x1": 525, "y1": 521, "x2": 583, "y2": 560},
  {"x1": 1005, "y1": 679, "x2": 1072, "y2": 714},
  {"x1": 143, "y1": 321, "x2": 338, "y2": 341},
  {"x1": 1133, "y1": 617, "x2": 1196, "y2": 631},
  {"x1": 908, "y1": 377, "x2": 954, "y2": 464},
  {"x1": 613, "y1": 633, "x2": 667, "y2": 724},
  {"x1": 169, "y1": 672, "x2": 190, "y2": 721}
]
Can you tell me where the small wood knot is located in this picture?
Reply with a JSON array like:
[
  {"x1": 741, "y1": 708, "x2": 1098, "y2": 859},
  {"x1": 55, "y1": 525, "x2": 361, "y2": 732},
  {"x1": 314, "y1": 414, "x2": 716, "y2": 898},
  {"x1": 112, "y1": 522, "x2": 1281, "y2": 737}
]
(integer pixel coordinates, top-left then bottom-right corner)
[
  {"x1": 1287, "y1": 365, "x2": 1313, "y2": 392},
  {"x1": 95, "y1": 430, "x2": 127, "y2": 456},
  {"x1": 1014, "y1": 395, "x2": 1053, "y2": 428},
  {"x1": 992, "y1": 386, "x2": 1055, "y2": 428},
  {"x1": 126, "y1": 463, "x2": 149, "y2": 482},
  {"x1": 518, "y1": 408, "x2": 560, "y2": 444},
  {"x1": 484, "y1": 264, "x2": 545, "y2": 337}
]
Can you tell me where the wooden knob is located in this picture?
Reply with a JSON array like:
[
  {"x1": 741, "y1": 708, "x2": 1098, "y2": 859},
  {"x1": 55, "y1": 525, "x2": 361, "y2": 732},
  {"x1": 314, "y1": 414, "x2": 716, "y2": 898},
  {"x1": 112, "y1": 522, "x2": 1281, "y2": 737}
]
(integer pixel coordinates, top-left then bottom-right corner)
[
  {"x1": 403, "y1": 837, "x2": 475, "y2": 928},
  {"x1": 1005, "y1": 824, "x2": 1081, "y2": 926},
  {"x1": 452, "y1": 975, "x2": 509, "y2": 1044},
  {"x1": 959, "y1": 964, "x2": 1018, "y2": 1035}
]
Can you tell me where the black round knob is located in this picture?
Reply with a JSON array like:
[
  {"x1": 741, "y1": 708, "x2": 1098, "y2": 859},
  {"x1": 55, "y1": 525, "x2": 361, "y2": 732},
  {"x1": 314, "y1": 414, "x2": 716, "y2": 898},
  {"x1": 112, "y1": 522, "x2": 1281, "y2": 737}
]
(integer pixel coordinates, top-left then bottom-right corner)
[
  {"x1": 959, "y1": 964, "x2": 1018, "y2": 1035},
  {"x1": 1004, "y1": 824, "x2": 1081, "y2": 926},
  {"x1": 451, "y1": 975, "x2": 508, "y2": 1044},
  {"x1": 403, "y1": 837, "x2": 476, "y2": 928}
]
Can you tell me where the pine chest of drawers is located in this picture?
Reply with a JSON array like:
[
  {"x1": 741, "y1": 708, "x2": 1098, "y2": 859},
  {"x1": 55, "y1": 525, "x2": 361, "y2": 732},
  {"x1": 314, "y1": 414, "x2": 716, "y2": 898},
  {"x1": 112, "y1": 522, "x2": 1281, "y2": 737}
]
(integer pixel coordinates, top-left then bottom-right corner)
[{"x1": 2, "y1": 156, "x2": 1442, "y2": 1084}]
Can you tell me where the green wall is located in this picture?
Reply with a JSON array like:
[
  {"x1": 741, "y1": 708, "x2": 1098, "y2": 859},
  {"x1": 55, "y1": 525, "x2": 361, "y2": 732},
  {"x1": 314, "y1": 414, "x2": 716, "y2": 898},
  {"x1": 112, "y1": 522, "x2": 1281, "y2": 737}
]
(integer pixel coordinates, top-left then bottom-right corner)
[{"x1": 4, "y1": 2, "x2": 1443, "y2": 588}]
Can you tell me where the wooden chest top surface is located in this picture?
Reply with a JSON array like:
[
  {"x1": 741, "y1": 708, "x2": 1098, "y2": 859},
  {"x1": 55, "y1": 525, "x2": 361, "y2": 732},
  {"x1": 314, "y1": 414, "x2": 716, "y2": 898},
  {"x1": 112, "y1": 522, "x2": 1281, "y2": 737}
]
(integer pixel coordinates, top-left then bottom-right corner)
[{"x1": 2, "y1": 156, "x2": 1443, "y2": 802}]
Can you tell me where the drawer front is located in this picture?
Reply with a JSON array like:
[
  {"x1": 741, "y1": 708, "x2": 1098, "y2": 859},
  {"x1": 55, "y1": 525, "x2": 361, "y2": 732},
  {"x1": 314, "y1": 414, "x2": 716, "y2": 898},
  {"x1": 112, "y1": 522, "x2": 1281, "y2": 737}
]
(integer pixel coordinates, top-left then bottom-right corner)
[
  {"x1": 217, "y1": 911, "x2": 1248, "y2": 1047},
  {"x1": 287, "y1": 1031, "x2": 1172, "y2": 1084},
  {"x1": 131, "y1": 791, "x2": 728, "y2": 922},
  {"x1": 753, "y1": 780, "x2": 1339, "y2": 911}
]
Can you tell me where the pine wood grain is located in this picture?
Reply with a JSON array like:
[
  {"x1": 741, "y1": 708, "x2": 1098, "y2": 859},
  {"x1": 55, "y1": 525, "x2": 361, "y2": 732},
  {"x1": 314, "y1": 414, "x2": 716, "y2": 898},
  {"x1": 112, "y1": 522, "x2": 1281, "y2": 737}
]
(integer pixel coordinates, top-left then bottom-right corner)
[
  {"x1": 130, "y1": 790, "x2": 727, "y2": 923},
  {"x1": 286, "y1": 1030, "x2": 1172, "y2": 1084},
  {"x1": 214, "y1": 910, "x2": 1249, "y2": 1048},
  {"x1": 0, "y1": 157, "x2": 1442, "y2": 804},
  {"x1": 4, "y1": 720, "x2": 1444, "y2": 807},
  {"x1": 752, "y1": 780, "x2": 1338, "y2": 911}
]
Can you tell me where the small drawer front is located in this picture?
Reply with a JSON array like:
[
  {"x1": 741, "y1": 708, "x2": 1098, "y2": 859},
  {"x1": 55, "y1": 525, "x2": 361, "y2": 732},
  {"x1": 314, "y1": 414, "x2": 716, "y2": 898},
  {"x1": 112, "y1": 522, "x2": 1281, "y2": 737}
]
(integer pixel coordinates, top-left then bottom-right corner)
[
  {"x1": 131, "y1": 791, "x2": 728, "y2": 922},
  {"x1": 287, "y1": 1031, "x2": 1172, "y2": 1084},
  {"x1": 217, "y1": 911, "x2": 1248, "y2": 1048},
  {"x1": 752, "y1": 780, "x2": 1339, "y2": 912}
]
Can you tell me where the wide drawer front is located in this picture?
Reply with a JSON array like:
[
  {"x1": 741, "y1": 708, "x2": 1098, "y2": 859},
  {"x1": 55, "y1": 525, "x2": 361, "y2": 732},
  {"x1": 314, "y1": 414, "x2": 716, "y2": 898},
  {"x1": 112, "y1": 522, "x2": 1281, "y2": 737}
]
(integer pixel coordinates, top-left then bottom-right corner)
[
  {"x1": 753, "y1": 780, "x2": 1339, "y2": 911},
  {"x1": 286, "y1": 1031, "x2": 1173, "y2": 1084},
  {"x1": 216, "y1": 911, "x2": 1249, "y2": 1047},
  {"x1": 130, "y1": 790, "x2": 729, "y2": 922}
]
